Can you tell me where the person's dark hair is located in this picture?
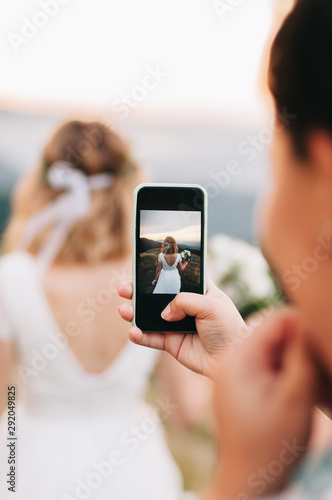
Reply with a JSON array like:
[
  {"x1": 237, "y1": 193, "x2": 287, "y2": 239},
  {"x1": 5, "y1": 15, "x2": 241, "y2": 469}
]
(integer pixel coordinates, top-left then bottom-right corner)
[{"x1": 269, "y1": 0, "x2": 332, "y2": 158}]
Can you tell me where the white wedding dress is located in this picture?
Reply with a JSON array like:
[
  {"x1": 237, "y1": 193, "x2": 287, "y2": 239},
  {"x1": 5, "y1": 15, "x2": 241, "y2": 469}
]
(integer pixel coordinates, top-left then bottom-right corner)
[
  {"x1": 0, "y1": 252, "x2": 183, "y2": 500},
  {"x1": 153, "y1": 253, "x2": 182, "y2": 294}
]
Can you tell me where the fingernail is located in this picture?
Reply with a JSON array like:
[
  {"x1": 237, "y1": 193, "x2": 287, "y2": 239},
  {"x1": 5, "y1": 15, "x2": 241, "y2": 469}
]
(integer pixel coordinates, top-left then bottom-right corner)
[{"x1": 161, "y1": 304, "x2": 171, "y2": 319}]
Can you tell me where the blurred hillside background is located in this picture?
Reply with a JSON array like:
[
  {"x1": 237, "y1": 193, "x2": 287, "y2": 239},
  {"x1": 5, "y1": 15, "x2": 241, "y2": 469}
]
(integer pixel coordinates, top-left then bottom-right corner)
[
  {"x1": 0, "y1": 108, "x2": 270, "y2": 242},
  {"x1": 0, "y1": 0, "x2": 290, "y2": 242},
  {"x1": 0, "y1": 0, "x2": 293, "y2": 495}
]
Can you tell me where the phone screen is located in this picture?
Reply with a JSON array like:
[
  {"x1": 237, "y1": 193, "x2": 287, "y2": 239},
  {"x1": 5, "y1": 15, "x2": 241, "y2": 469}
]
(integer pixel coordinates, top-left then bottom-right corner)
[{"x1": 134, "y1": 185, "x2": 206, "y2": 332}]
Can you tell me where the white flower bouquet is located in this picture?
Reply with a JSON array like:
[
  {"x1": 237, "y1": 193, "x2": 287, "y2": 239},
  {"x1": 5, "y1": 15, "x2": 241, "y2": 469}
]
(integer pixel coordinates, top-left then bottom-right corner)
[
  {"x1": 181, "y1": 249, "x2": 192, "y2": 261},
  {"x1": 207, "y1": 234, "x2": 282, "y2": 318}
]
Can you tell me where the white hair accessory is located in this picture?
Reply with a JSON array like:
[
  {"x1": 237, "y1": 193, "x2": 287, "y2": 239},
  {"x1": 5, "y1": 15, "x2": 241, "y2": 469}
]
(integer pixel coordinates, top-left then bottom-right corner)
[{"x1": 17, "y1": 161, "x2": 114, "y2": 275}]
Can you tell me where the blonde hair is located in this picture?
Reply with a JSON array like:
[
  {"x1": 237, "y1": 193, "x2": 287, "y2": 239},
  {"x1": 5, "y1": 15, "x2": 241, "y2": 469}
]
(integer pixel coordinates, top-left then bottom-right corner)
[
  {"x1": 4, "y1": 120, "x2": 142, "y2": 264},
  {"x1": 161, "y1": 236, "x2": 178, "y2": 255}
]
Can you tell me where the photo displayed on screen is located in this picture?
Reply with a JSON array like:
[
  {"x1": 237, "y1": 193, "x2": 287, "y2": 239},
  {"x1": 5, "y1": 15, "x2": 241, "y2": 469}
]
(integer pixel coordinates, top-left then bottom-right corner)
[{"x1": 139, "y1": 210, "x2": 201, "y2": 294}]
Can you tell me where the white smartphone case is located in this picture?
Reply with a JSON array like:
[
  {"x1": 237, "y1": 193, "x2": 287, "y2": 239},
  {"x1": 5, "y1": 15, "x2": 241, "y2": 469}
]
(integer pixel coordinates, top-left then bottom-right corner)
[{"x1": 132, "y1": 183, "x2": 208, "y2": 329}]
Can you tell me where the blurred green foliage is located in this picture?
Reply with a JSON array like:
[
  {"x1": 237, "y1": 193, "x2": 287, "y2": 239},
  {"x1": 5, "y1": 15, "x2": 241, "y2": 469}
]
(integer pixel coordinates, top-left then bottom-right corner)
[{"x1": 0, "y1": 193, "x2": 11, "y2": 240}]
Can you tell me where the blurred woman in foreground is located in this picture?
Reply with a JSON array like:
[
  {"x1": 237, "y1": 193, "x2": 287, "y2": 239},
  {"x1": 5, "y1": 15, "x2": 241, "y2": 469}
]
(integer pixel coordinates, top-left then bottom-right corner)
[{"x1": 0, "y1": 120, "x2": 210, "y2": 500}]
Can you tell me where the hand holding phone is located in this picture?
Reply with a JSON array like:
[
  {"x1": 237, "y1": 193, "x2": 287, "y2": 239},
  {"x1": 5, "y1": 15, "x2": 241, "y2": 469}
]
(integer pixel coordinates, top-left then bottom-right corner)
[{"x1": 118, "y1": 278, "x2": 248, "y2": 378}]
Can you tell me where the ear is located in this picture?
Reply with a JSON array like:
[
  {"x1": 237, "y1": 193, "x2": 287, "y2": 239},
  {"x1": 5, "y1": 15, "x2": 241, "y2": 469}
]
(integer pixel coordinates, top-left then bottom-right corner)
[{"x1": 307, "y1": 130, "x2": 332, "y2": 183}]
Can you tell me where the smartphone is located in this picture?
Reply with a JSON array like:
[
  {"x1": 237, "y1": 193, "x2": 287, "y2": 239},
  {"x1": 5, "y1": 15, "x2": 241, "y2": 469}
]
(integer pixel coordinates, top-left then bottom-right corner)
[{"x1": 133, "y1": 183, "x2": 207, "y2": 333}]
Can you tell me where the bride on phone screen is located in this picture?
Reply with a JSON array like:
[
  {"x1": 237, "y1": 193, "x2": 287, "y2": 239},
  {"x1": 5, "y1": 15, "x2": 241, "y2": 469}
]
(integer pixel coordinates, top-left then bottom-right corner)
[{"x1": 152, "y1": 236, "x2": 189, "y2": 294}]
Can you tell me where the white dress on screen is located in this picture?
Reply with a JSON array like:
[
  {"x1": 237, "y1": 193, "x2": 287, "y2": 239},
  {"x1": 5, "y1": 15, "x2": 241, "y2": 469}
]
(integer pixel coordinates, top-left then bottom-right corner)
[
  {"x1": 153, "y1": 253, "x2": 182, "y2": 294},
  {"x1": 0, "y1": 252, "x2": 183, "y2": 500}
]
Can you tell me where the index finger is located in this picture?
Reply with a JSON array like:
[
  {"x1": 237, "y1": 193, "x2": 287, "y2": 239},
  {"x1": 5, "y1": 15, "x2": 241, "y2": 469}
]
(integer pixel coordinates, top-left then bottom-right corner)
[{"x1": 117, "y1": 281, "x2": 133, "y2": 300}]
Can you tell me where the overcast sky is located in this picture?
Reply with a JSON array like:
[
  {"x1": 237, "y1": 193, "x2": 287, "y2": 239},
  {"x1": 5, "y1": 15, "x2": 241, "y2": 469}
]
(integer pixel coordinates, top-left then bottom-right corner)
[
  {"x1": 140, "y1": 210, "x2": 201, "y2": 243},
  {"x1": 0, "y1": 0, "x2": 273, "y2": 118}
]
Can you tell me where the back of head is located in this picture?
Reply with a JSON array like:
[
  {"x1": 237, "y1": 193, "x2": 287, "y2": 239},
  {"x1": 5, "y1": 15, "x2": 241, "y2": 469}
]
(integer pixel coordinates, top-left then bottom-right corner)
[
  {"x1": 162, "y1": 237, "x2": 178, "y2": 255},
  {"x1": 269, "y1": 0, "x2": 332, "y2": 157},
  {"x1": 4, "y1": 120, "x2": 141, "y2": 264}
]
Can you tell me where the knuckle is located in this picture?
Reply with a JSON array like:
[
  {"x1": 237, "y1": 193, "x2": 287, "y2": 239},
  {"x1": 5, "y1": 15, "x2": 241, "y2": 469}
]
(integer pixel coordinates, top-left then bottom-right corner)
[{"x1": 172, "y1": 293, "x2": 184, "y2": 308}]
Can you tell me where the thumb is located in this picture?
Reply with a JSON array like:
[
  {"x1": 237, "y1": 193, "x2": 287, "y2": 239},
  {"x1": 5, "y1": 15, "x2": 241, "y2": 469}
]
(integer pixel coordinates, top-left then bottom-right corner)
[{"x1": 161, "y1": 293, "x2": 213, "y2": 322}]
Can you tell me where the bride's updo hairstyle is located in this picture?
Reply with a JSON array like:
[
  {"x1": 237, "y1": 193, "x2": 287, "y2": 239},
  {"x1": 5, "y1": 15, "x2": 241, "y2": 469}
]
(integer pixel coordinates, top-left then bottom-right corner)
[
  {"x1": 269, "y1": 0, "x2": 332, "y2": 158},
  {"x1": 4, "y1": 120, "x2": 141, "y2": 263},
  {"x1": 161, "y1": 237, "x2": 178, "y2": 255}
]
